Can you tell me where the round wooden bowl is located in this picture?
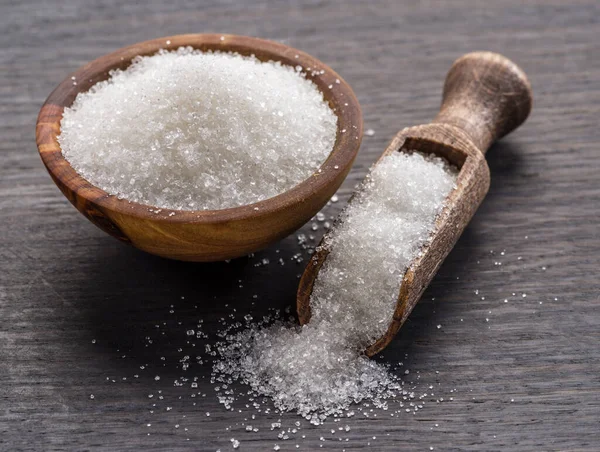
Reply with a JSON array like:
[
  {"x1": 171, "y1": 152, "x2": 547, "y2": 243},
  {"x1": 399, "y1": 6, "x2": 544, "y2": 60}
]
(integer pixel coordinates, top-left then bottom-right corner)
[{"x1": 36, "y1": 34, "x2": 363, "y2": 261}]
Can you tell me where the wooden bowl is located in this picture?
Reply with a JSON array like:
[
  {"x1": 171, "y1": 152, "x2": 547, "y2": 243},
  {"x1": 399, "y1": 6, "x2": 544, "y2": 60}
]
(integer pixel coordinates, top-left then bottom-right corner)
[{"x1": 36, "y1": 34, "x2": 363, "y2": 261}]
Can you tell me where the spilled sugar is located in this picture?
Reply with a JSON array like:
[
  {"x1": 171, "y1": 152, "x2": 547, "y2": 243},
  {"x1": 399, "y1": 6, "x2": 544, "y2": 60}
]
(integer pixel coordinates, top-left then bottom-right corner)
[
  {"x1": 214, "y1": 151, "x2": 458, "y2": 424},
  {"x1": 89, "y1": 191, "x2": 553, "y2": 449},
  {"x1": 59, "y1": 47, "x2": 337, "y2": 211}
]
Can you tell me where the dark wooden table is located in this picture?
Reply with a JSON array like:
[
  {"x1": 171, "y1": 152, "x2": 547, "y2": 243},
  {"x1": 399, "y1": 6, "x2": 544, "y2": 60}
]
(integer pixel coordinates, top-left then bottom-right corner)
[{"x1": 2, "y1": 0, "x2": 599, "y2": 450}]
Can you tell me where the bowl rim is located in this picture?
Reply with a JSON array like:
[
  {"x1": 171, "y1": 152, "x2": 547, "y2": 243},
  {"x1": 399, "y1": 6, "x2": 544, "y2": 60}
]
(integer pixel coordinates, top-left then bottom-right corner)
[{"x1": 35, "y1": 33, "x2": 363, "y2": 224}]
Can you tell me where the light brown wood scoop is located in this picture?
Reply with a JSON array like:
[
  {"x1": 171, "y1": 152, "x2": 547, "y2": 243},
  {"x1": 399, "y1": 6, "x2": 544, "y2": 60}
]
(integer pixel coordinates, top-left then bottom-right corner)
[{"x1": 297, "y1": 51, "x2": 533, "y2": 356}]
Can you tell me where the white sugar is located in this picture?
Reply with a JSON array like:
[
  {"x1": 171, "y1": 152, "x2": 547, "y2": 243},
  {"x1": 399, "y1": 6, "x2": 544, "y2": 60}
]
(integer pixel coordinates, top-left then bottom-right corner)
[
  {"x1": 60, "y1": 48, "x2": 337, "y2": 210},
  {"x1": 311, "y1": 151, "x2": 457, "y2": 344},
  {"x1": 215, "y1": 151, "x2": 457, "y2": 424}
]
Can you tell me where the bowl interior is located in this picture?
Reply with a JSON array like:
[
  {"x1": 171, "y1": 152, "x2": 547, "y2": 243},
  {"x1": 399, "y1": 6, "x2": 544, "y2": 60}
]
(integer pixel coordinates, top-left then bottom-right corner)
[{"x1": 36, "y1": 34, "x2": 363, "y2": 224}]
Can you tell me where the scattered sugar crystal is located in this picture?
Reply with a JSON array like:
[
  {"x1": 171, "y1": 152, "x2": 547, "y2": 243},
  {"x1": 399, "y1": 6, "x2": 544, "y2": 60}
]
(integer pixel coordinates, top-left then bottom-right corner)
[
  {"x1": 213, "y1": 151, "x2": 457, "y2": 424},
  {"x1": 365, "y1": 128, "x2": 375, "y2": 136},
  {"x1": 60, "y1": 48, "x2": 337, "y2": 210}
]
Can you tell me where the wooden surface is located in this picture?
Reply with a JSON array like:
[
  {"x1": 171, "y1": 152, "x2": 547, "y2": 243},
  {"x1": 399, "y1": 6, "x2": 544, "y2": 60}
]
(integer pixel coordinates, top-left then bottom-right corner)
[{"x1": 1, "y1": 0, "x2": 599, "y2": 450}]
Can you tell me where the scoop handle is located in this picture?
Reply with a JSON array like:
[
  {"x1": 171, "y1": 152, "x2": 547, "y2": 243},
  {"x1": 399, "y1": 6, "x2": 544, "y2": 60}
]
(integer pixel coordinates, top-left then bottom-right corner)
[{"x1": 432, "y1": 51, "x2": 532, "y2": 153}]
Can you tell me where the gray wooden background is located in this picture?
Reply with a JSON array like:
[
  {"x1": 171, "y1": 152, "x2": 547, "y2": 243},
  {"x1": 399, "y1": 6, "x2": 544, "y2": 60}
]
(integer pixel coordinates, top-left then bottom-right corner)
[{"x1": 2, "y1": 0, "x2": 599, "y2": 450}]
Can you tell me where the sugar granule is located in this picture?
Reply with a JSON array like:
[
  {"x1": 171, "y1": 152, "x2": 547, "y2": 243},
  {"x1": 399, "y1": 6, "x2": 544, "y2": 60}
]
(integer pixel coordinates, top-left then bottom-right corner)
[
  {"x1": 213, "y1": 151, "x2": 457, "y2": 424},
  {"x1": 310, "y1": 151, "x2": 458, "y2": 345},
  {"x1": 60, "y1": 47, "x2": 337, "y2": 210}
]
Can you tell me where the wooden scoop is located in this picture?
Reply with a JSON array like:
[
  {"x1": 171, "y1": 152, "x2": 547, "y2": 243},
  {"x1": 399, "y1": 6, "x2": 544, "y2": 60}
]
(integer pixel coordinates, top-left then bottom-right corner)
[{"x1": 297, "y1": 51, "x2": 532, "y2": 356}]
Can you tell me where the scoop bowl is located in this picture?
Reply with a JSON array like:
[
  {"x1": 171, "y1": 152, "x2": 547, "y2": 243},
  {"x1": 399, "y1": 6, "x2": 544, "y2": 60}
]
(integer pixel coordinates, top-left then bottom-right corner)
[
  {"x1": 36, "y1": 34, "x2": 362, "y2": 261},
  {"x1": 297, "y1": 51, "x2": 532, "y2": 355}
]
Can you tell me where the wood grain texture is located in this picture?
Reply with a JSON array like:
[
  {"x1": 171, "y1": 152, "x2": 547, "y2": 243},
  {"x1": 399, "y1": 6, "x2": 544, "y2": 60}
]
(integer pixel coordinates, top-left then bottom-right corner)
[
  {"x1": 1, "y1": 0, "x2": 600, "y2": 451},
  {"x1": 36, "y1": 34, "x2": 362, "y2": 261},
  {"x1": 297, "y1": 52, "x2": 532, "y2": 356},
  {"x1": 433, "y1": 52, "x2": 533, "y2": 152}
]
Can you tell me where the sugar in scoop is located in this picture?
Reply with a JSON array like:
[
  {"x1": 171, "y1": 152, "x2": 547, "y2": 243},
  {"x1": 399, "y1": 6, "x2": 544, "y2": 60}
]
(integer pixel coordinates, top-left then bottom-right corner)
[
  {"x1": 59, "y1": 47, "x2": 337, "y2": 211},
  {"x1": 309, "y1": 151, "x2": 458, "y2": 347}
]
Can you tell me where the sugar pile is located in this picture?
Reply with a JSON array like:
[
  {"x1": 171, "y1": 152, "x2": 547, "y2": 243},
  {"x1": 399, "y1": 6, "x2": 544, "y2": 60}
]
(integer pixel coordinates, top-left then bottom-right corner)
[
  {"x1": 311, "y1": 151, "x2": 458, "y2": 345},
  {"x1": 214, "y1": 151, "x2": 458, "y2": 424},
  {"x1": 59, "y1": 48, "x2": 337, "y2": 210}
]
